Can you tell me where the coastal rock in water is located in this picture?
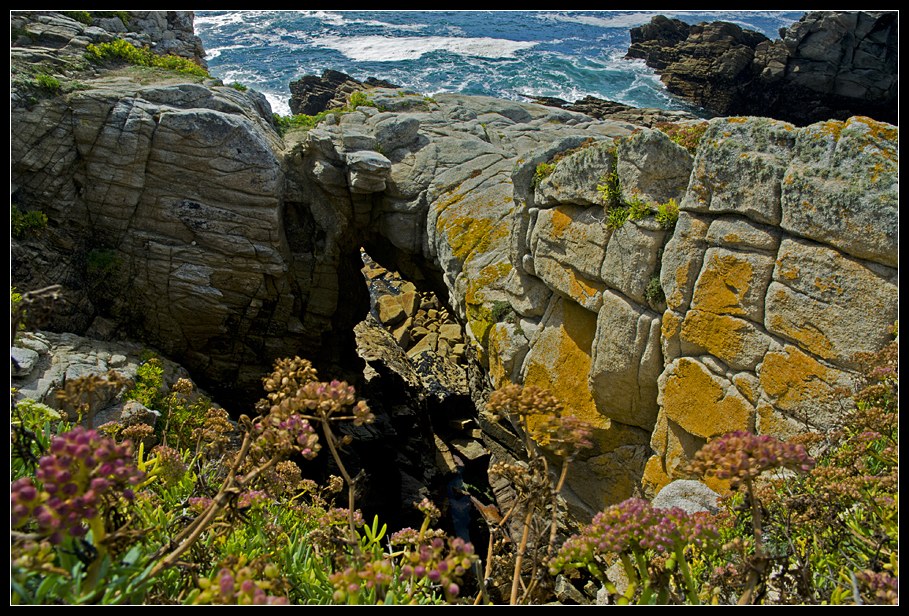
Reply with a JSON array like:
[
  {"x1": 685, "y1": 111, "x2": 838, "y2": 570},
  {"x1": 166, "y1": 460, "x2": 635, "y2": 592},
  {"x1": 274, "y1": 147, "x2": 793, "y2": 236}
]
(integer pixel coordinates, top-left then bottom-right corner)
[{"x1": 627, "y1": 12, "x2": 898, "y2": 126}]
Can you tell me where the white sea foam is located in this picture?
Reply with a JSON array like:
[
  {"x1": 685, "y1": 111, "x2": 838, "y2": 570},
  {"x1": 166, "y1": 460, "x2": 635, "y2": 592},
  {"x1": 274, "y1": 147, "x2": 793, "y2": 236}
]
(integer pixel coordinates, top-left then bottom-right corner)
[
  {"x1": 540, "y1": 12, "x2": 660, "y2": 29},
  {"x1": 263, "y1": 91, "x2": 291, "y2": 117},
  {"x1": 311, "y1": 35, "x2": 537, "y2": 62},
  {"x1": 205, "y1": 44, "x2": 247, "y2": 61}
]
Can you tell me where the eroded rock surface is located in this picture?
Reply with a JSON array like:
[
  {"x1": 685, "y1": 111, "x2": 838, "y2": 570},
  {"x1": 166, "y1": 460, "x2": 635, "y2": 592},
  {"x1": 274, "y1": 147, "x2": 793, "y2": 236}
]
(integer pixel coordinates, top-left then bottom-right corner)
[{"x1": 10, "y1": 11, "x2": 898, "y2": 515}]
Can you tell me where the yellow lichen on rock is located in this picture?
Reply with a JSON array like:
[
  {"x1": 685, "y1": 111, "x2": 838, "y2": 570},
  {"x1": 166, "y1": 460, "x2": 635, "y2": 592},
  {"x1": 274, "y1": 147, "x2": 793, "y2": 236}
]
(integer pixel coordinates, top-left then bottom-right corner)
[
  {"x1": 666, "y1": 260, "x2": 694, "y2": 311},
  {"x1": 691, "y1": 251, "x2": 753, "y2": 316},
  {"x1": 680, "y1": 310, "x2": 758, "y2": 367},
  {"x1": 549, "y1": 207, "x2": 572, "y2": 239},
  {"x1": 661, "y1": 357, "x2": 754, "y2": 439},
  {"x1": 759, "y1": 344, "x2": 844, "y2": 413},
  {"x1": 522, "y1": 299, "x2": 607, "y2": 437}
]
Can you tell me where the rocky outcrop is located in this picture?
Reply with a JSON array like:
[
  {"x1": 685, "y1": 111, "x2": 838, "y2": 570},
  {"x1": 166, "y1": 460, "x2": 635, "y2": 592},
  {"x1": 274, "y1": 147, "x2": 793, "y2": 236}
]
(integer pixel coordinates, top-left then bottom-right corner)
[
  {"x1": 10, "y1": 11, "x2": 899, "y2": 517},
  {"x1": 627, "y1": 12, "x2": 898, "y2": 126},
  {"x1": 529, "y1": 95, "x2": 700, "y2": 128},
  {"x1": 11, "y1": 330, "x2": 194, "y2": 426},
  {"x1": 289, "y1": 69, "x2": 398, "y2": 116},
  {"x1": 11, "y1": 10, "x2": 206, "y2": 68}
]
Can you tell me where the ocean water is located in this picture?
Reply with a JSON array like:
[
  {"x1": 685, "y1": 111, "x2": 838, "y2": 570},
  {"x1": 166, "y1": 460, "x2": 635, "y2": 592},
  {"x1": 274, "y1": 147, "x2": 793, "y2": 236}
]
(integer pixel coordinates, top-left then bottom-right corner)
[{"x1": 195, "y1": 10, "x2": 806, "y2": 117}]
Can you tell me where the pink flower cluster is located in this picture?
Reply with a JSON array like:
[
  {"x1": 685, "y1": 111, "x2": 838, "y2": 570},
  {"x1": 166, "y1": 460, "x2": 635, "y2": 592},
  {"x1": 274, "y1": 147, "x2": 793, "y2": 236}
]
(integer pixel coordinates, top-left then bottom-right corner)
[
  {"x1": 196, "y1": 564, "x2": 288, "y2": 605},
  {"x1": 550, "y1": 498, "x2": 718, "y2": 575},
  {"x1": 10, "y1": 427, "x2": 144, "y2": 543},
  {"x1": 688, "y1": 431, "x2": 815, "y2": 488},
  {"x1": 250, "y1": 413, "x2": 321, "y2": 461},
  {"x1": 399, "y1": 536, "x2": 477, "y2": 600},
  {"x1": 329, "y1": 558, "x2": 394, "y2": 603}
]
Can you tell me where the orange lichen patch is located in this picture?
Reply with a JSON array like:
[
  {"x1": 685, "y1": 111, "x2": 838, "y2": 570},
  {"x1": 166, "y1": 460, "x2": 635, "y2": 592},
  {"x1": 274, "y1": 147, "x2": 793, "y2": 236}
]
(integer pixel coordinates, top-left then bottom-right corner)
[
  {"x1": 666, "y1": 261, "x2": 694, "y2": 311},
  {"x1": 755, "y1": 403, "x2": 806, "y2": 442},
  {"x1": 739, "y1": 153, "x2": 750, "y2": 159},
  {"x1": 464, "y1": 261, "x2": 513, "y2": 353},
  {"x1": 437, "y1": 214, "x2": 509, "y2": 263},
  {"x1": 775, "y1": 258, "x2": 800, "y2": 281},
  {"x1": 850, "y1": 116, "x2": 899, "y2": 142},
  {"x1": 732, "y1": 373, "x2": 760, "y2": 405},
  {"x1": 720, "y1": 232, "x2": 741, "y2": 244},
  {"x1": 568, "y1": 269, "x2": 604, "y2": 303},
  {"x1": 661, "y1": 310, "x2": 683, "y2": 343},
  {"x1": 681, "y1": 310, "x2": 767, "y2": 368},
  {"x1": 817, "y1": 120, "x2": 844, "y2": 141},
  {"x1": 691, "y1": 252, "x2": 753, "y2": 316},
  {"x1": 549, "y1": 207, "x2": 572, "y2": 239},
  {"x1": 766, "y1": 287, "x2": 836, "y2": 360},
  {"x1": 464, "y1": 261, "x2": 512, "y2": 306},
  {"x1": 813, "y1": 275, "x2": 843, "y2": 296},
  {"x1": 661, "y1": 357, "x2": 754, "y2": 439},
  {"x1": 759, "y1": 345, "x2": 844, "y2": 413},
  {"x1": 487, "y1": 323, "x2": 511, "y2": 388},
  {"x1": 523, "y1": 300, "x2": 607, "y2": 439},
  {"x1": 726, "y1": 117, "x2": 749, "y2": 124},
  {"x1": 642, "y1": 455, "x2": 671, "y2": 497}
]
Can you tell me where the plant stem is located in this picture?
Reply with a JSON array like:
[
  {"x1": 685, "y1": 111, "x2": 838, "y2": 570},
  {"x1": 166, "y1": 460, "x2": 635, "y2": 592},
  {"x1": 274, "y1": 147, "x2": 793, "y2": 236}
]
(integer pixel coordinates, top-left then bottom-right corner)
[{"x1": 509, "y1": 506, "x2": 534, "y2": 605}]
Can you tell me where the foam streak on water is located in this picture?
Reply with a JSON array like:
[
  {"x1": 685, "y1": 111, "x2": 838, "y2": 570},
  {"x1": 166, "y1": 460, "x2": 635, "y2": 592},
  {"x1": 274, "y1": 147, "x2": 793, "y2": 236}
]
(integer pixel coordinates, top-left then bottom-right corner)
[{"x1": 195, "y1": 10, "x2": 806, "y2": 117}]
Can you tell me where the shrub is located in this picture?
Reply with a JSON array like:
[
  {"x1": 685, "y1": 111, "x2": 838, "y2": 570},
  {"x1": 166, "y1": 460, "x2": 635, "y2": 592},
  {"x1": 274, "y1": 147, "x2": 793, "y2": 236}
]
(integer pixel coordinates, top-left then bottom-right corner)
[
  {"x1": 34, "y1": 72, "x2": 61, "y2": 93},
  {"x1": 61, "y1": 10, "x2": 92, "y2": 25},
  {"x1": 229, "y1": 81, "x2": 248, "y2": 91},
  {"x1": 532, "y1": 162, "x2": 556, "y2": 189},
  {"x1": 655, "y1": 198, "x2": 680, "y2": 231},
  {"x1": 11, "y1": 206, "x2": 49, "y2": 239},
  {"x1": 85, "y1": 39, "x2": 209, "y2": 78},
  {"x1": 644, "y1": 275, "x2": 664, "y2": 306},
  {"x1": 597, "y1": 170, "x2": 622, "y2": 209},
  {"x1": 348, "y1": 90, "x2": 376, "y2": 110},
  {"x1": 605, "y1": 205, "x2": 630, "y2": 230},
  {"x1": 626, "y1": 194, "x2": 652, "y2": 221}
]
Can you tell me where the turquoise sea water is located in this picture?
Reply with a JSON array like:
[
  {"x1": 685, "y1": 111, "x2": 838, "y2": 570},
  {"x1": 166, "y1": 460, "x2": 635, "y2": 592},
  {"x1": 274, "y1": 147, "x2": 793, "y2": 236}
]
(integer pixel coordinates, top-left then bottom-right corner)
[{"x1": 195, "y1": 10, "x2": 806, "y2": 116}]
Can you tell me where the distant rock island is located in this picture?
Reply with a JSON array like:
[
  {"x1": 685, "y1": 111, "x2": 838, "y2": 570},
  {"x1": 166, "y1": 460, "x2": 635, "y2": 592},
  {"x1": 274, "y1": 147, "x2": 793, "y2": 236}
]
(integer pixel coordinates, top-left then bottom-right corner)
[{"x1": 627, "y1": 11, "x2": 897, "y2": 125}]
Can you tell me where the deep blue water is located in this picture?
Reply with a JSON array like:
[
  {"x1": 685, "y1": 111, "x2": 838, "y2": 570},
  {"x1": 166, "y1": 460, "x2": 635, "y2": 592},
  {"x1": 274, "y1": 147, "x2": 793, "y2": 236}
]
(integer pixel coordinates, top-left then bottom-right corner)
[{"x1": 195, "y1": 10, "x2": 806, "y2": 117}]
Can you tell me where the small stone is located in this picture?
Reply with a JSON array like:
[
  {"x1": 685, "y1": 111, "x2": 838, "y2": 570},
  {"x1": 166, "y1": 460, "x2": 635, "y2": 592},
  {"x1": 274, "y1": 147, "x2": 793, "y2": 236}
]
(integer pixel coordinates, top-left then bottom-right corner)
[
  {"x1": 376, "y1": 294, "x2": 406, "y2": 326},
  {"x1": 11, "y1": 347, "x2": 40, "y2": 377},
  {"x1": 438, "y1": 323, "x2": 462, "y2": 341}
]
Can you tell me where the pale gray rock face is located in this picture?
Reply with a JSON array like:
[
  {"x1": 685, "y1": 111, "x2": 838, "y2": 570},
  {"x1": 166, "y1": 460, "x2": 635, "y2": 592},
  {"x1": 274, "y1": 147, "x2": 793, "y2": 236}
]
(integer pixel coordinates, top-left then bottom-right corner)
[
  {"x1": 535, "y1": 140, "x2": 617, "y2": 207},
  {"x1": 683, "y1": 117, "x2": 797, "y2": 225},
  {"x1": 617, "y1": 127, "x2": 692, "y2": 205},
  {"x1": 589, "y1": 290, "x2": 662, "y2": 430},
  {"x1": 652, "y1": 479, "x2": 720, "y2": 514},
  {"x1": 780, "y1": 116, "x2": 898, "y2": 268}
]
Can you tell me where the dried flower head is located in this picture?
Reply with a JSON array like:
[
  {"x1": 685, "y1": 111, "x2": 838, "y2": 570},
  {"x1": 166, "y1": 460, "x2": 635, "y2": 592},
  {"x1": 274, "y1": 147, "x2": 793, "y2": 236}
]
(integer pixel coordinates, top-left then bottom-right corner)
[
  {"x1": 550, "y1": 497, "x2": 719, "y2": 576},
  {"x1": 687, "y1": 431, "x2": 815, "y2": 489}
]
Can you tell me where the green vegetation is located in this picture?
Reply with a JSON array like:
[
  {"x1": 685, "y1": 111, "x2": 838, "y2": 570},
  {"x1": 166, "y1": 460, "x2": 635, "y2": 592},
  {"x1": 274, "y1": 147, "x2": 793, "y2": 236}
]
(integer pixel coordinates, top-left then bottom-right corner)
[
  {"x1": 85, "y1": 39, "x2": 209, "y2": 78},
  {"x1": 605, "y1": 205, "x2": 631, "y2": 230},
  {"x1": 272, "y1": 90, "x2": 380, "y2": 137},
  {"x1": 33, "y1": 72, "x2": 61, "y2": 94},
  {"x1": 61, "y1": 10, "x2": 93, "y2": 25},
  {"x1": 532, "y1": 162, "x2": 556, "y2": 188},
  {"x1": 229, "y1": 82, "x2": 248, "y2": 92},
  {"x1": 11, "y1": 206, "x2": 49, "y2": 239},
  {"x1": 654, "y1": 121, "x2": 709, "y2": 154},
  {"x1": 11, "y1": 358, "x2": 475, "y2": 605},
  {"x1": 644, "y1": 275, "x2": 665, "y2": 306},
  {"x1": 655, "y1": 198, "x2": 680, "y2": 231}
]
